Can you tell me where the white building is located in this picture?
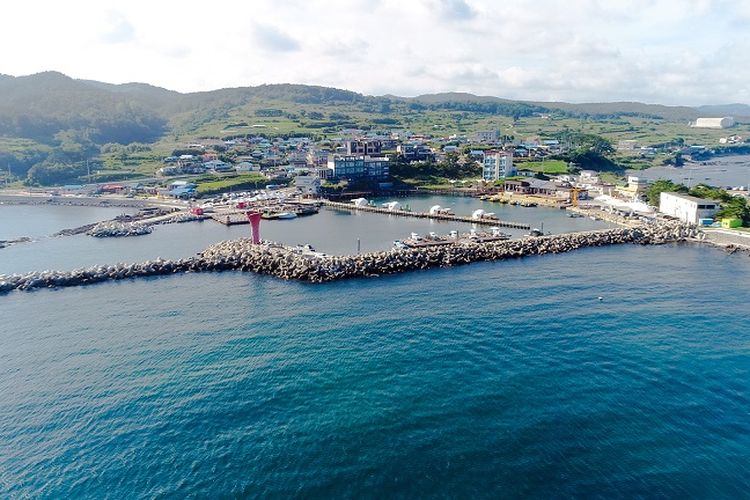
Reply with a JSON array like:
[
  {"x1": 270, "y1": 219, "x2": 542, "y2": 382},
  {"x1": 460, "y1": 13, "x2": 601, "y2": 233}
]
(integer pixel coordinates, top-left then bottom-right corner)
[
  {"x1": 482, "y1": 151, "x2": 515, "y2": 181},
  {"x1": 473, "y1": 130, "x2": 500, "y2": 143},
  {"x1": 659, "y1": 192, "x2": 720, "y2": 224},
  {"x1": 692, "y1": 117, "x2": 735, "y2": 129},
  {"x1": 294, "y1": 175, "x2": 321, "y2": 195}
]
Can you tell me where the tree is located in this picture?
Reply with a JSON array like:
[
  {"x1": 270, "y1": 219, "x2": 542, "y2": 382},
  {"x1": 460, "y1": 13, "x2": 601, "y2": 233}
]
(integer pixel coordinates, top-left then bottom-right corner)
[
  {"x1": 716, "y1": 197, "x2": 750, "y2": 226},
  {"x1": 646, "y1": 179, "x2": 687, "y2": 207},
  {"x1": 689, "y1": 184, "x2": 731, "y2": 203}
]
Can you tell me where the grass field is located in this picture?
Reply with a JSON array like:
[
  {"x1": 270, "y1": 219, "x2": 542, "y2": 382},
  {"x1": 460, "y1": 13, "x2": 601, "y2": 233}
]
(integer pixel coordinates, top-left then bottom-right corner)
[
  {"x1": 516, "y1": 159, "x2": 570, "y2": 174},
  {"x1": 195, "y1": 174, "x2": 272, "y2": 195}
]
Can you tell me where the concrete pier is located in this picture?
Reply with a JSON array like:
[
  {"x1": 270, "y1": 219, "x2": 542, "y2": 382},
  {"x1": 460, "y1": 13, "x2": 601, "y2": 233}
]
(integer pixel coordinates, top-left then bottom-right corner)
[{"x1": 322, "y1": 200, "x2": 531, "y2": 229}]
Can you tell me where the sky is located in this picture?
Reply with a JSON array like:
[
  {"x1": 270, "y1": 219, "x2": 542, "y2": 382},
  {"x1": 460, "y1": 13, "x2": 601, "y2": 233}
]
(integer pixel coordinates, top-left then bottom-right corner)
[{"x1": 1, "y1": 0, "x2": 748, "y2": 105}]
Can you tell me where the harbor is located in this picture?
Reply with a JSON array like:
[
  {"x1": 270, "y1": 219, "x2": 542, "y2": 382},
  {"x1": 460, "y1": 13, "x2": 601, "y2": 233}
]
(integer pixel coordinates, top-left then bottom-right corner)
[{"x1": 0, "y1": 221, "x2": 700, "y2": 293}]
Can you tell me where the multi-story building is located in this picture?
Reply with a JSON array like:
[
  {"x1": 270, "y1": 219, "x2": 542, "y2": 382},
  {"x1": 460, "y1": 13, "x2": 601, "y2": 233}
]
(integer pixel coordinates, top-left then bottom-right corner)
[
  {"x1": 327, "y1": 155, "x2": 390, "y2": 180},
  {"x1": 345, "y1": 140, "x2": 382, "y2": 156},
  {"x1": 482, "y1": 150, "x2": 516, "y2": 181},
  {"x1": 397, "y1": 143, "x2": 435, "y2": 162},
  {"x1": 306, "y1": 149, "x2": 330, "y2": 167}
]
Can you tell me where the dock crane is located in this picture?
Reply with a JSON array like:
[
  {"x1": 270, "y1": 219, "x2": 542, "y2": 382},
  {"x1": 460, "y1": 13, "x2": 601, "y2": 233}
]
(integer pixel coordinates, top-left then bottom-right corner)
[{"x1": 570, "y1": 187, "x2": 584, "y2": 207}]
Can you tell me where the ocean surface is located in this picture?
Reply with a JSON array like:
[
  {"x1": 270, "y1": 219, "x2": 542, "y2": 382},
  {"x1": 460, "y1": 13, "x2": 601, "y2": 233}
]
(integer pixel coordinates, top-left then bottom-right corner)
[
  {"x1": 0, "y1": 195, "x2": 610, "y2": 275},
  {"x1": 1, "y1": 203, "x2": 749, "y2": 497},
  {"x1": 628, "y1": 154, "x2": 750, "y2": 188}
]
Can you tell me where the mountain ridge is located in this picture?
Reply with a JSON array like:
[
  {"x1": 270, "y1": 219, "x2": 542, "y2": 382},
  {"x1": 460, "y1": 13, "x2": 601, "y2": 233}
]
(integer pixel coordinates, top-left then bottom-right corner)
[{"x1": 2, "y1": 71, "x2": 746, "y2": 118}]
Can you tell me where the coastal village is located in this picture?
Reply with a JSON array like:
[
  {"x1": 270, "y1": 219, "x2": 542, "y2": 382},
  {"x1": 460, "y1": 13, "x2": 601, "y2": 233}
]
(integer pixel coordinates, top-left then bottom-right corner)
[{"x1": 38, "y1": 112, "x2": 748, "y2": 232}]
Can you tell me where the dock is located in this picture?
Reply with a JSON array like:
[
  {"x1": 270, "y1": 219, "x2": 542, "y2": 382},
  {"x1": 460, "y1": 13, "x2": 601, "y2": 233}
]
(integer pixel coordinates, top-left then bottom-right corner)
[
  {"x1": 321, "y1": 200, "x2": 531, "y2": 230},
  {"x1": 212, "y1": 213, "x2": 251, "y2": 226}
]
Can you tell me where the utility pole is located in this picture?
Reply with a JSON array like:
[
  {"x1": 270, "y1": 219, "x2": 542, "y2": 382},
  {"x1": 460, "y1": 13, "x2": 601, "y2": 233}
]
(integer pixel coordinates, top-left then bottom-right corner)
[{"x1": 86, "y1": 159, "x2": 91, "y2": 184}]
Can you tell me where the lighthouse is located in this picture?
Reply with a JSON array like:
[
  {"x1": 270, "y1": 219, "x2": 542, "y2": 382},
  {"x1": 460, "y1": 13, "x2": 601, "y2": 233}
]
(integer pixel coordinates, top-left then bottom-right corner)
[{"x1": 246, "y1": 212, "x2": 262, "y2": 244}]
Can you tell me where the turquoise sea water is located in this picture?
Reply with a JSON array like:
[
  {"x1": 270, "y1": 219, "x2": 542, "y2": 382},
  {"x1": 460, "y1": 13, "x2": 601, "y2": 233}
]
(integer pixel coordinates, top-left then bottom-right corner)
[{"x1": 1, "y1": 205, "x2": 749, "y2": 497}]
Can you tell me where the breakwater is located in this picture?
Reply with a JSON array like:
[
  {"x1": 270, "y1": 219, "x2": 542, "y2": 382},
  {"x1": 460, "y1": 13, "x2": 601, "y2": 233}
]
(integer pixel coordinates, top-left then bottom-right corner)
[
  {"x1": 86, "y1": 221, "x2": 153, "y2": 237},
  {"x1": 0, "y1": 222, "x2": 700, "y2": 294},
  {"x1": 322, "y1": 200, "x2": 531, "y2": 229}
]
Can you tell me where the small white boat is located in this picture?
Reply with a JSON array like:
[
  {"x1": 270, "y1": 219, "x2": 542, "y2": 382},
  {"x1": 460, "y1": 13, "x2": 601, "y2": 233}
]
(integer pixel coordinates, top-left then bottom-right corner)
[{"x1": 276, "y1": 212, "x2": 298, "y2": 220}]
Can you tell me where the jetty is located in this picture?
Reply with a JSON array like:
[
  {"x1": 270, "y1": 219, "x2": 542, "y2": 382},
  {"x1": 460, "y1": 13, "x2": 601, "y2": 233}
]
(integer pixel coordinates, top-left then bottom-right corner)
[
  {"x1": 322, "y1": 200, "x2": 531, "y2": 229},
  {"x1": 0, "y1": 222, "x2": 701, "y2": 294}
]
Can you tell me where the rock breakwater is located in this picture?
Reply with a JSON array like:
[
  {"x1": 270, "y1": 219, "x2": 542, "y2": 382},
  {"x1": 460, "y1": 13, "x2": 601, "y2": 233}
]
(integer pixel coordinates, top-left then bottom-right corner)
[
  {"x1": 86, "y1": 221, "x2": 153, "y2": 237},
  {"x1": 0, "y1": 222, "x2": 699, "y2": 294}
]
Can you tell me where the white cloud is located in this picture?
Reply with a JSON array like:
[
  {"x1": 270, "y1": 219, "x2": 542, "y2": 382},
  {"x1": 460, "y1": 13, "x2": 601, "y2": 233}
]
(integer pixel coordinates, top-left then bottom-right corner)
[
  {"x1": 100, "y1": 11, "x2": 135, "y2": 44},
  {"x1": 0, "y1": 0, "x2": 745, "y2": 105},
  {"x1": 252, "y1": 23, "x2": 302, "y2": 53}
]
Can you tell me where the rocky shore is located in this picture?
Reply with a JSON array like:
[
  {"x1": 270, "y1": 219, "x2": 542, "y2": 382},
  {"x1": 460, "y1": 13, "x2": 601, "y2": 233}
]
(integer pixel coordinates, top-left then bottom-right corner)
[{"x1": 0, "y1": 221, "x2": 700, "y2": 294}]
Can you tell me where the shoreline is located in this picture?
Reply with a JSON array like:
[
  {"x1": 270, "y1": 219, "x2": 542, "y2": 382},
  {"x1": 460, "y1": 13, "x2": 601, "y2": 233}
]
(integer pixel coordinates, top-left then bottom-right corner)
[{"x1": 0, "y1": 192, "x2": 179, "y2": 209}]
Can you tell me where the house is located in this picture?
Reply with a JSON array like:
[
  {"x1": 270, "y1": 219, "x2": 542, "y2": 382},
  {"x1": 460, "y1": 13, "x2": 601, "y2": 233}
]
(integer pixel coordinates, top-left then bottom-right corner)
[
  {"x1": 616, "y1": 176, "x2": 650, "y2": 200},
  {"x1": 503, "y1": 179, "x2": 560, "y2": 196},
  {"x1": 397, "y1": 143, "x2": 435, "y2": 162},
  {"x1": 617, "y1": 140, "x2": 640, "y2": 151},
  {"x1": 482, "y1": 151, "x2": 515, "y2": 181},
  {"x1": 235, "y1": 162, "x2": 260, "y2": 173},
  {"x1": 659, "y1": 192, "x2": 720, "y2": 224},
  {"x1": 472, "y1": 130, "x2": 500, "y2": 143},
  {"x1": 165, "y1": 181, "x2": 197, "y2": 199},
  {"x1": 99, "y1": 184, "x2": 126, "y2": 194},
  {"x1": 204, "y1": 160, "x2": 234, "y2": 172}
]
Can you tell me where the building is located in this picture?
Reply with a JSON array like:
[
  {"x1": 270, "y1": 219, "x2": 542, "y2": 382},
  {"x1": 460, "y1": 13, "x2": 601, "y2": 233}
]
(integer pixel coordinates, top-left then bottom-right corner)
[
  {"x1": 616, "y1": 176, "x2": 650, "y2": 200},
  {"x1": 617, "y1": 140, "x2": 640, "y2": 151},
  {"x1": 659, "y1": 192, "x2": 720, "y2": 224},
  {"x1": 345, "y1": 140, "x2": 382, "y2": 156},
  {"x1": 204, "y1": 160, "x2": 234, "y2": 172},
  {"x1": 472, "y1": 130, "x2": 500, "y2": 143},
  {"x1": 327, "y1": 155, "x2": 390, "y2": 180},
  {"x1": 306, "y1": 149, "x2": 330, "y2": 167},
  {"x1": 397, "y1": 143, "x2": 435, "y2": 162},
  {"x1": 294, "y1": 175, "x2": 321, "y2": 195},
  {"x1": 503, "y1": 179, "x2": 565, "y2": 197},
  {"x1": 692, "y1": 117, "x2": 735, "y2": 129},
  {"x1": 482, "y1": 151, "x2": 516, "y2": 181}
]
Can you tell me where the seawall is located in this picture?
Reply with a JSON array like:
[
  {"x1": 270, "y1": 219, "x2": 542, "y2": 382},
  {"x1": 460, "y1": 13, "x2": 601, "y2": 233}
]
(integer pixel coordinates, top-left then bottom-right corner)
[{"x1": 0, "y1": 222, "x2": 699, "y2": 294}]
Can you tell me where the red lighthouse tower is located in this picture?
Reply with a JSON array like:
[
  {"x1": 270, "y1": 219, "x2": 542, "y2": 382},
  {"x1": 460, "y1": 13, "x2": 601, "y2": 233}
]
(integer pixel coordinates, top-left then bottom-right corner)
[{"x1": 246, "y1": 212, "x2": 262, "y2": 244}]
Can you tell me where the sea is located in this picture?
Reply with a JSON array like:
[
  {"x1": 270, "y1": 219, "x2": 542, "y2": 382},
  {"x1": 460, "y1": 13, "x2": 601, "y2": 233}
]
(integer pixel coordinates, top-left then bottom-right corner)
[
  {"x1": 628, "y1": 154, "x2": 750, "y2": 188},
  {"x1": 1, "y1": 196, "x2": 749, "y2": 497}
]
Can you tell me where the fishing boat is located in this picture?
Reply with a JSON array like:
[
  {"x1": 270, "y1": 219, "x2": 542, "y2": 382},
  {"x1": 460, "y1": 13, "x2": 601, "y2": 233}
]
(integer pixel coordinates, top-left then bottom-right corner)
[
  {"x1": 275, "y1": 212, "x2": 297, "y2": 220},
  {"x1": 294, "y1": 206, "x2": 319, "y2": 216},
  {"x1": 262, "y1": 211, "x2": 298, "y2": 220}
]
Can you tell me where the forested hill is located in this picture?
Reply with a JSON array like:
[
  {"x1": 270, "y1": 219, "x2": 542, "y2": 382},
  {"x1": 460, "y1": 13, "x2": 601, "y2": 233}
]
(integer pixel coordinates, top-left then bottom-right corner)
[{"x1": 1, "y1": 71, "x2": 734, "y2": 148}]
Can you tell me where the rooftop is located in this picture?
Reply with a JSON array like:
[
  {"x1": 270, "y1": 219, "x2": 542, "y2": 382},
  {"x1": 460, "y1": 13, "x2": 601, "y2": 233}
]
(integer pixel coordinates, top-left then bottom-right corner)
[{"x1": 662, "y1": 192, "x2": 721, "y2": 204}]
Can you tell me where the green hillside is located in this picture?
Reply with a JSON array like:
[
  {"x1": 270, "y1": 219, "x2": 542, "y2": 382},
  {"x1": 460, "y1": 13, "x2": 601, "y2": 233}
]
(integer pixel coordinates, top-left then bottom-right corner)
[{"x1": 0, "y1": 71, "x2": 748, "y2": 186}]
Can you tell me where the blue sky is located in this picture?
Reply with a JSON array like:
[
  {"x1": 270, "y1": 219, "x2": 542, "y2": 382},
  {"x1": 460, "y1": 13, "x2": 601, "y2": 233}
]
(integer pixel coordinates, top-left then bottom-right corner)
[{"x1": 1, "y1": 0, "x2": 747, "y2": 105}]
